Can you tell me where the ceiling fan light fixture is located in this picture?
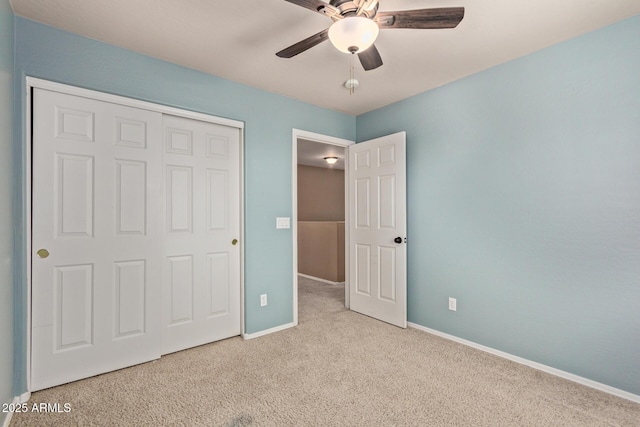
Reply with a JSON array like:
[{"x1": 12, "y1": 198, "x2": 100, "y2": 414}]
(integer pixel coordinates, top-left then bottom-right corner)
[
  {"x1": 324, "y1": 156, "x2": 339, "y2": 165},
  {"x1": 328, "y1": 16, "x2": 379, "y2": 54}
]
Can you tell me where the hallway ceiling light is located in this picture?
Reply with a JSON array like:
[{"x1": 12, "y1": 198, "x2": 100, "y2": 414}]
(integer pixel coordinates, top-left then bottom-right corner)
[{"x1": 324, "y1": 156, "x2": 339, "y2": 165}]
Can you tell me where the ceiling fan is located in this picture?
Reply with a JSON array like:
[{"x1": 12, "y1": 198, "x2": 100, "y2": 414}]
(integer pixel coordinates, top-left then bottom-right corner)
[{"x1": 276, "y1": 0, "x2": 465, "y2": 71}]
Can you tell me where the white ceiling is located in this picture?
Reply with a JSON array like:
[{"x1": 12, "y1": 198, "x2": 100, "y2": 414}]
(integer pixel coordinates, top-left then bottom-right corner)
[{"x1": 10, "y1": 0, "x2": 640, "y2": 115}]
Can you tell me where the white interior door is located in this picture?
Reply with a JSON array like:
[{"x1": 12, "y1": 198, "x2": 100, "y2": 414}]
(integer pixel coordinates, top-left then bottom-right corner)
[
  {"x1": 348, "y1": 132, "x2": 407, "y2": 328},
  {"x1": 162, "y1": 115, "x2": 241, "y2": 354},
  {"x1": 31, "y1": 88, "x2": 163, "y2": 390}
]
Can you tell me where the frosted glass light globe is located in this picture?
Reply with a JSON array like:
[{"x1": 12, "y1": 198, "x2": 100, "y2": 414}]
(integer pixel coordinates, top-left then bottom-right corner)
[{"x1": 328, "y1": 16, "x2": 379, "y2": 54}]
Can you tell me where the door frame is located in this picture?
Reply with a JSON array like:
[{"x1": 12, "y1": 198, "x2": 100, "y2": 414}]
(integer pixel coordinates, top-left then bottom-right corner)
[
  {"x1": 24, "y1": 77, "x2": 246, "y2": 391},
  {"x1": 292, "y1": 129, "x2": 354, "y2": 326}
]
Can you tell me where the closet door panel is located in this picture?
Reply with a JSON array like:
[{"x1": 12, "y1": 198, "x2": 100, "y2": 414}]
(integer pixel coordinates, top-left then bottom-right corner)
[{"x1": 31, "y1": 88, "x2": 163, "y2": 391}]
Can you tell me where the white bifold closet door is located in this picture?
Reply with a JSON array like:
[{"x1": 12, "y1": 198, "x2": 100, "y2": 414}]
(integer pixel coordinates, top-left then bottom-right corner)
[
  {"x1": 31, "y1": 88, "x2": 164, "y2": 391},
  {"x1": 162, "y1": 115, "x2": 241, "y2": 355}
]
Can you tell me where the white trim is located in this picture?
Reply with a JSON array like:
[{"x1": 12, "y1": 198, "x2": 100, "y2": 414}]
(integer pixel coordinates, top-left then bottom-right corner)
[
  {"x1": 2, "y1": 393, "x2": 31, "y2": 427},
  {"x1": 242, "y1": 322, "x2": 295, "y2": 340},
  {"x1": 26, "y1": 77, "x2": 244, "y2": 129},
  {"x1": 292, "y1": 129, "x2": 354, "y2": 327},
  {"x1": 293, "y1": 129, "x2": 354, "y2": 147},
  {"x1": 239, "y1": 128, "x2": 245, "y2": 337},
  {"x1": 292, "y1": 135, "x2": 298, "y2": 327},
  {"x1": 298, "y1": 273, "x2": 344, "y2": 286},
  {"x1": 343, "y1": 148, "x2": 351, "y2": 310},
  {"x1": 25, "y1": 78, "x2": 245, "y2": 390},
  {"x1": 408, "y1": 322, "x2": 640, "y2": 404},
  {"x1": 25, "y1": 85, "x2": 33, "y2": 391}
]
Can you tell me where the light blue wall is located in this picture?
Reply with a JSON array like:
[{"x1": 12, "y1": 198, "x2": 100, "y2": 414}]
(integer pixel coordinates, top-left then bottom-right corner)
[
  {"x1": 0, "y1": 0, "x2": 14, "y2": 418},
  {"x1": 357, "y1": 15, "x2": 640, "y2": 395},
  {"x1": 13, "y1": 17, "x2": 355, "y2": 393}
]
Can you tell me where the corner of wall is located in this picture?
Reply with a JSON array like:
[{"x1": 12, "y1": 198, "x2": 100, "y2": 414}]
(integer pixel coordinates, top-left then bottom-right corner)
[{"x1": 0, "y1": 0, "x2": 16, "y2": 424}]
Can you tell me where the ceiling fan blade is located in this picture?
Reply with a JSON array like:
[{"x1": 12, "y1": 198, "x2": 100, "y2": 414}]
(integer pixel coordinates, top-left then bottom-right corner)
[
  {"x1": 276, "y1": 28, "x2": 330, "y2": 58},
  {"x1": 375, "y1": 7, "x2": 465, "y2": 29},
  {"x1": 283, "y1": 0, "x2": 341, "y2": 19},
  {"x1": 358, "y1": 44, "x2": 383, "y2": 71}
]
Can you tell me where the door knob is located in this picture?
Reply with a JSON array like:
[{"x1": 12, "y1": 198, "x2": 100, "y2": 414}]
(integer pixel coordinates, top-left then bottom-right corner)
[
  {"x1": 394, "y1": 237, "x2": 403, "y2": 244},
  {"x1": 37, "y1": 249, "x2": 50, "y2": 258},
  {"x1": 232, "y1": 239, "x2": 238, "y2": 246}
]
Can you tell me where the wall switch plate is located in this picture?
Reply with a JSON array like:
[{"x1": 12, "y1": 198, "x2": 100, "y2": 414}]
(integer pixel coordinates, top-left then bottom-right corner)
[
  {"x1": 276, "y1": 217, "x2": 290, "y2": 229},
  {"x1": 448, "y1": 297, "x2": 457, "y2": 312},
  {"x1": 260, "y1": 294, "x2": 267, "y2": 307}
]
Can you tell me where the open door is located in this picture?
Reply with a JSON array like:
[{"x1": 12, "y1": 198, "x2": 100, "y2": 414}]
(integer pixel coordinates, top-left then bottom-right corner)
[{"x1": 348, "y1": 132, "x2": 407, "y2": 328}]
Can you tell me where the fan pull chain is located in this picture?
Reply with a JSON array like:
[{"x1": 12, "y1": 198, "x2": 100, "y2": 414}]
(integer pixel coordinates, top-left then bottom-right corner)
[{"x1": 349, "y1": 53, "x2": 355, "y2": 95}]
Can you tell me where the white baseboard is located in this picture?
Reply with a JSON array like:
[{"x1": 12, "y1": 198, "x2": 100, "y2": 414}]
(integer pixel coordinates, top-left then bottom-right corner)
[
  {"x1": 242, "y1": 322, "x2": 295, "y2": 340},
  {"x1": 408, "y1": 322, "x2": 640, "y2": 404},
  {"x1": 298, "y1": 273, "x2": 343, "y2": 286},
  {"x1": 2, "y1": 392, "x2": 31, "y2": 427}
]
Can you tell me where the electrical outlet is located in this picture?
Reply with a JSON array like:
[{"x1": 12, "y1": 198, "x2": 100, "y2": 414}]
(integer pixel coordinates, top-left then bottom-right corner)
[
  {"x1": 260, "y1": 294, "x2": 268, "y2": 307},
  {"x1": 448, "y1": 297, "x2": 457, "y2": 312}
]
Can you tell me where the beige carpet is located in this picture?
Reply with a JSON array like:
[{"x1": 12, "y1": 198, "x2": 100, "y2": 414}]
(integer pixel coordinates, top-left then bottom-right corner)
[{"x1": 11, "y1": 276, "x2": 640, "y2": 426}]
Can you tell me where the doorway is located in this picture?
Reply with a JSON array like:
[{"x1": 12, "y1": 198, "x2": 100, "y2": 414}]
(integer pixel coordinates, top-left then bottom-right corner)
[{"x1": 291, "y1": 130, "x2": 354, "y2": 326}]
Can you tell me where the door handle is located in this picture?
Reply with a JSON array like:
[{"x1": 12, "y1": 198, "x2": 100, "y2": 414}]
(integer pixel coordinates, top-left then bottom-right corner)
[
  {"x1": 37, "y1": 248, "x2": 50, "y2": 258},
  {"x1": 232, "y1": 239, "x2": 238, "y2": 246},
  {"x1": 394, "y1": 237, "x2": 403, "y2": 244}
]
